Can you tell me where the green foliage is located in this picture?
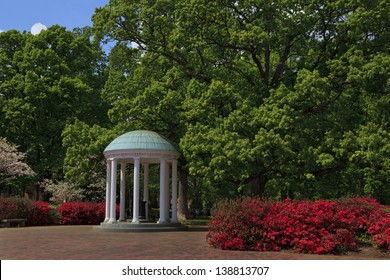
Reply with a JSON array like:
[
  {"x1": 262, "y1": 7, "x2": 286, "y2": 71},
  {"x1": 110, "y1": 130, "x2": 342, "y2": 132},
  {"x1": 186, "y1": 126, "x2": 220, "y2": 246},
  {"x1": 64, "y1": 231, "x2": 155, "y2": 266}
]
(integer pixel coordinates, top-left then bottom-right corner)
[
  {"x1": 62, "y1": 120, "x2": 110, "y2": 184},
  {"x1": 90, "y1": 0, "x2": 390, "y2": 204},
  {"x1": 61, "y1": 119, "x2": 112, "y2": 201},
  {"x1": 0, "y1": 26, "x2": 109, "y2": 185},
  {"x1": 2, "y1": 1, "x2": 388, "y2": 207}
]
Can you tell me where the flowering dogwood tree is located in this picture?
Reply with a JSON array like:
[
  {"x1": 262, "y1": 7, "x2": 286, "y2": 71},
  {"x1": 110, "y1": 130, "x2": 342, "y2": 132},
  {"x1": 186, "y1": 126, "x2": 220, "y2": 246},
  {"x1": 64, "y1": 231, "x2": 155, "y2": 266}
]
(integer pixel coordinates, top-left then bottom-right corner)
[
  {"x1": 40, "y1": 179, "x2": 84, "y2": 204},
  {"x1": 0, "y1": 137, "x2": 35, "y2": 181}
]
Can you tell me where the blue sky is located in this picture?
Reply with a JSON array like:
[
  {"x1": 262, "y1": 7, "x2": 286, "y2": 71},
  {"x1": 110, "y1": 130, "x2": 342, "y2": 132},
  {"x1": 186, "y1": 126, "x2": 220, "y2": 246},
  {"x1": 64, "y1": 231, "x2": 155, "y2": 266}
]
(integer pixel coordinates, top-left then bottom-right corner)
[{"x1": 0, "y1": 0, "x2": 109, "y2": 33}]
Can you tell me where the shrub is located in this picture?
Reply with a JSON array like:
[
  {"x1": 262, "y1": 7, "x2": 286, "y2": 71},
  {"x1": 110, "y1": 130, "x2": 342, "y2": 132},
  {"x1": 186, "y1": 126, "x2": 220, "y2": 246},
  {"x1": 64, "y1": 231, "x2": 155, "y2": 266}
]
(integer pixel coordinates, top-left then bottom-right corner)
[
  {"x1": 49, "y1": 205, "x2": 61, "y2": 224},
  {"x1": 57, "y1": 201, "x2": 118, "y2": 225},
  {"x1": 207, "y1": 197, "x2": 273, "y2": 251},
  {"x1": 207, "y1": 197, "x2": 390, "y2": 254},
  {"x1": 367, "y1": 209, "x2": 390, "y2": 250},
  {"x1": 27, "y1": 201, "x2": 56, "y2": 226},
  {"x1": 0, "y1": 197, "x2": 58, "y2": 226},
  {"x1": 0, "y1": 197, "x2": 34, "y2": 219},
  {"x1": 0, "y1": 197, "x2": 18, "y2": 220},
  {"x1": 0, "y1": 197, "x2": 122, "y2": 226}
]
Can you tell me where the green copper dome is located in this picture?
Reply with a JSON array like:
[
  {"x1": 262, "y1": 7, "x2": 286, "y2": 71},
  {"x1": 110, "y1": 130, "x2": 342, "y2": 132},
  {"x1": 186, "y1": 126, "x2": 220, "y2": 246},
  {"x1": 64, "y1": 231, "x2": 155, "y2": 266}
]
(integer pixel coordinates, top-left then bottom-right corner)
[{"x1": 104, "y1": 130, "x2": 178, "y2": 153}]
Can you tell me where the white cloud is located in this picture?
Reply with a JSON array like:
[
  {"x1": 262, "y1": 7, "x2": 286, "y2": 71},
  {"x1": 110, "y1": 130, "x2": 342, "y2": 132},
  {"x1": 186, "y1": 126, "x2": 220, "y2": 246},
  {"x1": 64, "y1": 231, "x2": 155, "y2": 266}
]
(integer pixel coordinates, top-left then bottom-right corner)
[
  {"x1": 0, "y1": 30, "x2": 4, "y2": 33},
  {"x1": 31, "y1": 23, "x2": 47, "y2": 35}
]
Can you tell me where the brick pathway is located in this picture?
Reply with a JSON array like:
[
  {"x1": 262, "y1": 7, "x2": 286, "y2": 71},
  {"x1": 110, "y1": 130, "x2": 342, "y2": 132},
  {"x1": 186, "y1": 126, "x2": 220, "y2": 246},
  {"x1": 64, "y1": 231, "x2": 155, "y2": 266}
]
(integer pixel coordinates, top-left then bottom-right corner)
[{"x1": 0, "y1": 226, "x2": 386, "y2": 260}]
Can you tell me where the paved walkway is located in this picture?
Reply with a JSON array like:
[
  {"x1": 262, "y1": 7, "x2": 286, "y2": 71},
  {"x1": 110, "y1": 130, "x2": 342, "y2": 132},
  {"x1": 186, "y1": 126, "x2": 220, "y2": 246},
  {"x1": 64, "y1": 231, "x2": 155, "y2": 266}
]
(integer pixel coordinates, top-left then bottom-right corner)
[{"x1": 0, "y1": 226, "x2": 387, "y2": 260}]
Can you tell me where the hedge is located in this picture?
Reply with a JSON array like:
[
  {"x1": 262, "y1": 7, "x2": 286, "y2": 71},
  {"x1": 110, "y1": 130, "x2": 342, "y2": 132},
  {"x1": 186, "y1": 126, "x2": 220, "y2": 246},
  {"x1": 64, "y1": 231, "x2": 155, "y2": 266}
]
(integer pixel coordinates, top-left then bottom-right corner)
[
  {"x1": 0, "y1": 198, "x2": 118, "y2": 226},
  {"x1": 207, "y1": 197, "x2": 390, "y2": 254}
]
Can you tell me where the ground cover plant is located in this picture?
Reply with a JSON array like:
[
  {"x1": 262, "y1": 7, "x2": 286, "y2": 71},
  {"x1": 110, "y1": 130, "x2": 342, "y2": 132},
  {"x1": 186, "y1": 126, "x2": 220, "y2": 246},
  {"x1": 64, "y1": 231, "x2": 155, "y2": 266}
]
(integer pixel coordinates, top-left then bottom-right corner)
[{"x1": 207, "y1": 197, "x2": 390, "y2": 254}]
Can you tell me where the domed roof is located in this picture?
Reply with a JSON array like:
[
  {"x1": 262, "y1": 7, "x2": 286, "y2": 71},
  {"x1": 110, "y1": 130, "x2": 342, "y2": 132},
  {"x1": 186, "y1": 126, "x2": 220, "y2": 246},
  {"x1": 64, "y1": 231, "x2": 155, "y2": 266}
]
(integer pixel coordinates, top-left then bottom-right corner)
[{"x1": 104, "y1": 130, "x2": 179, "y2": 154}]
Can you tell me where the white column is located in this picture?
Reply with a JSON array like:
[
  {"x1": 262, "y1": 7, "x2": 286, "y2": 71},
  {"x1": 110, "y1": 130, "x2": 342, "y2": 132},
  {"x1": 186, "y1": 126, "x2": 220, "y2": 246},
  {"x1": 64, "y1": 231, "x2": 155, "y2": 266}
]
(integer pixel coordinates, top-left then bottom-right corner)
[
  {"x1": 143, "y1": 164, "x2": 149, "y2": 220},
  {"x1": 165, "y1": 161, "x2": 170, "y2": 221},
  {"x1": 109, "y1": 159, "x2": 117, "y2": 223},
  {"x1": 132, "y1": 157, "x2": 140, "y2": 223},
  {"x1": 171, "y1": 159, "x2": 178, "y2": 223},
  {"x1": 119, "y1": 162, "x2": 126, "y2": 222},
  {"x1": 104, "y1": 159, "x2": 111, "y2": 222},
  {"x1": 158, "y1": 158, "x2": 167, "y2": 223}
]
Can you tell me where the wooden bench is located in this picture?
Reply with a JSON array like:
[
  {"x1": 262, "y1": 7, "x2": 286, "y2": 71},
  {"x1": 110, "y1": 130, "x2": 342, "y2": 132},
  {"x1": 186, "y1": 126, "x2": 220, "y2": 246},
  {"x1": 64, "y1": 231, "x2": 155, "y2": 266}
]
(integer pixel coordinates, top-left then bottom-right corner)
[{"x1": 0, "y1": 218, "x2": 27, "y2": 228}]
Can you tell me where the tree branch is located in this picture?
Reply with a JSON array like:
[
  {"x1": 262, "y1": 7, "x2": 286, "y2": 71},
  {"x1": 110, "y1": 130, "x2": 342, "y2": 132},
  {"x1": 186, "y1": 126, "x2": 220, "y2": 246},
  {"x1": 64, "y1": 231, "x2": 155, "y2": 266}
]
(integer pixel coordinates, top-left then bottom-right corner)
[
  {"x1": 271, "y1": 34, "x2": 299, "y2": 87},
  {"x1": 250, "y1": 46, "x2": 267, "y2": 85}
]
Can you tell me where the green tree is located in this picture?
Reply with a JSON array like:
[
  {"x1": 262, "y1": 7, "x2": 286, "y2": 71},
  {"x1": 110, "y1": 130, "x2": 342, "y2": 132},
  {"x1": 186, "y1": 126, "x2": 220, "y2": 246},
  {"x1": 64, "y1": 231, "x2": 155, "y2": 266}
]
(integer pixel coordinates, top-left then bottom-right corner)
[
  {"x1": 0, "y1": 26, "x2": 109, "y2": 184},
  {"x1": 62, "y1": 119, "x2": 112, "y2": 201},
  {"x1": 92, "y1": 0, "x2": 389, "y2": 204}
]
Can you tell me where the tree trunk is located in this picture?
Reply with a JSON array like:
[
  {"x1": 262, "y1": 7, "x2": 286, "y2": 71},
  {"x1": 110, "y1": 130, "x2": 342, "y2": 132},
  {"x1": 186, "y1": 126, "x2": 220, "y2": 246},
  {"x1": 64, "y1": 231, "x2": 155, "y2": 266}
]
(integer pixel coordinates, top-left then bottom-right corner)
[
  {"x1": 249, "y1": 175, "x2": 267, "y2": 197},
  {"x1": 177, "y1": 170, "x2": 189, "y2": 220}
]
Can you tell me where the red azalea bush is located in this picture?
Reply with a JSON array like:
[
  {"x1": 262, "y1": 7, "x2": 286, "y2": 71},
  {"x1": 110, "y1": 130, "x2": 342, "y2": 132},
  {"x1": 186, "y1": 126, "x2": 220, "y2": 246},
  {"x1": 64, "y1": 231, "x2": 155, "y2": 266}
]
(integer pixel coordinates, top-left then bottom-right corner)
[
  {"x1": 0, "y1": 197, "x2": 35, "y2": 220},
  {"x1": 57, "y1": 201, "x2": 118, "y2": 225},
  {"x1": 207, "y1": 197, "x2": 274, "y2": 251},
  {"x1": 367, "y1": 212, "x2": 390, "y2": 251},
  {"x1": 27, "y1": 201, "x2": 54, "y2": 226},
  {"x1": 0, "y1": 197, "x2": 19, "y2": 220},
  {"x1": 1, "y1": 198, "x2": 57, "y2": 226},
  {"x1": 1, "y1": 198, "x2": 120, "y2": 226},
  {"x1": 207, "y1": 197, "x2": 390, "y2": 254}
]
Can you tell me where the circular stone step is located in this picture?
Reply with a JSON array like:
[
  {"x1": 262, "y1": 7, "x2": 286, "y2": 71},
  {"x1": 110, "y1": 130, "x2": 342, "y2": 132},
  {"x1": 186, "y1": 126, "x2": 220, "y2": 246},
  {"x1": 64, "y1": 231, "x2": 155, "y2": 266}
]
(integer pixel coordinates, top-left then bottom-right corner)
[{"x1": 93, "y1": 222, "x2": 188, "y2": 232}]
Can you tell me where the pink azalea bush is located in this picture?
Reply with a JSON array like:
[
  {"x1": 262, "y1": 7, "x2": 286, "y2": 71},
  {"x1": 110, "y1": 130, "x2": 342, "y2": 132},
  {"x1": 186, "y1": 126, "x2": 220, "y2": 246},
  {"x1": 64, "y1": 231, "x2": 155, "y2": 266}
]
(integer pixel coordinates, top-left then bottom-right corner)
[{"x1": 207, "y1": 197, "x2": 390, "y2": 254}]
